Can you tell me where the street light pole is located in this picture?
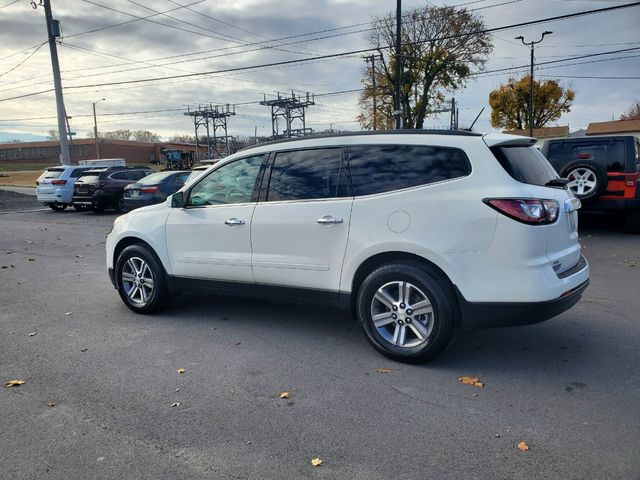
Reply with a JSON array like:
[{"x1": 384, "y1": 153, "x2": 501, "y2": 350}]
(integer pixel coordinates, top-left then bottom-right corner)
[
  {"x1": 515, "y1": 31, "x2": 552, "y2": 137},
  {"x1": 92, "y1": 98, "x2": 105, "y2": 159}
]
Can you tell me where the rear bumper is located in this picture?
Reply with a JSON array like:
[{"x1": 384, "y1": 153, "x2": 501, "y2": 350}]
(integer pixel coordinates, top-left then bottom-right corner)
[
  {"x1": 122, "y1": 197, "x2": 158, "y2": 211},
  {"x1": 458, "y1": 278, "x2": 589, "y2": 331}
]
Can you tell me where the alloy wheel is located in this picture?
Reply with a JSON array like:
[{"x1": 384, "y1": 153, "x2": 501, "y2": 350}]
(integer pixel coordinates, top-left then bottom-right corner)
[
  {"x1": 121, "y1": 256, "x2": 155, "y2": 306},
  {"x1": 566, "y1": 167, "x2": 597, "y2": 197},
  {"x1": 370, "y1": 281, "x2": 435, "y2": 348}
]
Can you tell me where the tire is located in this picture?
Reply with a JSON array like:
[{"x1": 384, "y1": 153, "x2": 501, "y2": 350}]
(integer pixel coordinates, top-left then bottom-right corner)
[
  {"x1": 116, "y1": 194, "x2": 126, "y2": 213},
  {"x1": 48, "y1": 202, "x2": 67, "y2": 211},
  {"x1": 114, "y1": 245, "x2": 170, "y2": 314},
  {"x1": 560, "y1": 161, "x2": 607, "y2": 200},
  {"x1": 624, "y1": 211, "x2": 640, "y2": 234},
  {"x1": 356, "y1": 262, "x2": 456, "y2": 363},
  {"x1": 92, "y1": 204, "x2": 104, "y2": 213}
]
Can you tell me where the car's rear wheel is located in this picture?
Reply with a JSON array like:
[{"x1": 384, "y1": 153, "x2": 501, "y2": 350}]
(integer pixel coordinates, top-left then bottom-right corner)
[
  {"x1": 116, "y1": 194, "x2": 126, "y2": 213},
  {"x1": 561, "y1": 161, "x2": 607, "y2": 200},
  {"x1": 356, "y1": 262, "x2": 456, "y2": 363},
  {"x1": 48, "y1": 202, "x2": 67, "y2": 211},
  {"x1": 115, "y1": 245, "x2": 169, "y2": 313}
]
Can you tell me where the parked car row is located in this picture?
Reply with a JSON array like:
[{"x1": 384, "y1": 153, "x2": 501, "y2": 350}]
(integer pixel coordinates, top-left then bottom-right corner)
[{"x1": 36, "y1": 165, "x2": 211, "y2": 213}]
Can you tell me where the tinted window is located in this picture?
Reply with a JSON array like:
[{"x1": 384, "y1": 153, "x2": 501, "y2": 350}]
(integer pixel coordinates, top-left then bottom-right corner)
[
  {"x1": 547, "y1": 140, "x2": 626, "y2": 171},
  {"x1": 188, "y1": 155, "x2": 263, "y2": 206},
  {"x1": 348, "y1": 145, "x2": 470, "y2": 196},
  {"x1": 70, "y1": 168, "x2": 89, "y2": 178},
  {"x1": 110, "y1": 172, "x2": 128, "y2": 180},
  {"x1": 129, "y1": 170, "x2": 149, "y2": 181},
  {"x1": 267, "y1": 148, "x2": 344, "y2": 201},
  {"x1": 492, "y1": 146, "x2": 558, "y2": 186}
]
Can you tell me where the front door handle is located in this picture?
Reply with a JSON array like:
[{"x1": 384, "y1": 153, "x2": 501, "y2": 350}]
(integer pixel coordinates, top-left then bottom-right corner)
[
  {"x1": 224, "y1": 217, "x2": 245, "y2": 226},
  {"x1": 317, "y1": 215, "x2": 344, "y2": 225}
]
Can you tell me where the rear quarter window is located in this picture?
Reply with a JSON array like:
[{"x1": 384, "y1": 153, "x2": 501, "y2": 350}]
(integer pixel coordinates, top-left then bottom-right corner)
[
  {"x1": 348, "y1": 145, "x2": 471, "y2": 196},
  {"x1": 491, "y1": 146, "x2": 559, "y2": 187}
]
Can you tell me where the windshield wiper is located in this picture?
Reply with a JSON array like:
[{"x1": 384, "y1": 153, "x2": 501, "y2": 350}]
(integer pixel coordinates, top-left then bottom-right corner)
[{"x1": 545, "y1": 178, "x2": 569, "y2": 188}]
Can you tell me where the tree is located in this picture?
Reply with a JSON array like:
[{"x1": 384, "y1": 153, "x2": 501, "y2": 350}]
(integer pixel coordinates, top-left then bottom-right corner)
[
  {"x1": 132, "y1": 130, "x2": 160, "y2": 142},
  {"x1": 168, "y1": 134, "x2": 197, "y2": 143},
  {"x1": 620, "y1": 100, "x2": 640, "y2": 121},
  {"x1": 102, "y1": 129, "x2": 133, "y2": 140},
  {"x1": 46, "y1": 129, "x2": 58, "y2": 141},
  {"x1": 489, "y1": 76, "x2": 575, "y2": 130},
  {"x1": 358, "y1": 5, "x2": 493, "y2": 130}
]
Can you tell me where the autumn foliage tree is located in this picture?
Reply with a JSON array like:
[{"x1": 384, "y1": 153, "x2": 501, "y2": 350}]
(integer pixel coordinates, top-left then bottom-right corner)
[
  {"x1": 357, "y1": 5, "x2": 493, "y2": 130},
  {"x1": 488, "y1": 76, "x2": 575, "y2": 130},
  {"x1": 620, "y1": 100, "x2": 640, "y2": 121}
]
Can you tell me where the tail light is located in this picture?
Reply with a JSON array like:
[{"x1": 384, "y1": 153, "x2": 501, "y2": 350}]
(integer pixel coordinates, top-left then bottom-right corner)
[
  {"x1": 141, "y1": 186, "x2": 159, "y2": 194},
  {"x1": 51, "y1": 179, "x2": 67, "y2": 186},
  {"x1": 484, "y1": 198, "x2": 560, "y2": 225}
]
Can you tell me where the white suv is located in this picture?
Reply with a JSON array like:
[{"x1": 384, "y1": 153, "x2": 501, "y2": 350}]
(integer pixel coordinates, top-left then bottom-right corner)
[{"x1": 106, "y1": 131, "x2": 589, "y2": 363}]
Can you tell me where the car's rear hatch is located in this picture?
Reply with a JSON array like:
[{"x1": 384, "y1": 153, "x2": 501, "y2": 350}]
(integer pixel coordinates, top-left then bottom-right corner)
[
  {"x1": 485, "y1": 134, "x2": 582, "y2": 276},
  {"x1": 36, "y1": 167, "x2": 65, "y2": 195},
  {"x1": 74, "y1": 174, "x2": 101, "y2": 198}
]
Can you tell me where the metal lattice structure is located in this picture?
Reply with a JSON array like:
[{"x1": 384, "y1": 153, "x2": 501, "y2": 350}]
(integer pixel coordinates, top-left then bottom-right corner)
[
  {"x1": 260, "y1": 91, "x2": 315, "y2": 140},
  {"x1": 184, "y1": 104, "x2": 236, "y2": 161}
]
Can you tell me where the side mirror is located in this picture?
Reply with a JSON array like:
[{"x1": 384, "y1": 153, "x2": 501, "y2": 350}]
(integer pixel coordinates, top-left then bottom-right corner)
[{"x1": 171, "y1": 191, "x2": 185, "y2": 208}]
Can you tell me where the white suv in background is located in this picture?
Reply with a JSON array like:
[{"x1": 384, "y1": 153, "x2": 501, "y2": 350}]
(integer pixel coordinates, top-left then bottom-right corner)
[
  {"x1": 36, "y1": 165, "x2": 93, "y2": 211},
  {"x1": 106, "y1": 131, "x2": 589, "y2": 363}
]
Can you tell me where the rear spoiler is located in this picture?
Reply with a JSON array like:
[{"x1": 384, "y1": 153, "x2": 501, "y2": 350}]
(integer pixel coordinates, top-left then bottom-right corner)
[{"x1": 483, "y1": 133, "x2": 537, "y2": 148}]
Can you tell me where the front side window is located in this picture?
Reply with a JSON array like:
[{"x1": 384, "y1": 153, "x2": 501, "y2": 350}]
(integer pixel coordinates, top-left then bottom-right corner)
[
  {"x1": 188, "y1": 155, "x2": 264, "y2": 206},
  {"x1": 267, "y1": 148, "x2": 344, "y2": 202},
  {"x1": 348, "y1": 145, "x2": 471, "y2": 196}
]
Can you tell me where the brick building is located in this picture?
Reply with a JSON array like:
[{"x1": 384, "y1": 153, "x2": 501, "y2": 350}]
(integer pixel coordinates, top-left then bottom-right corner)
[{"x1": 0, "y1": 138, "x2": 198, "y2": 166}]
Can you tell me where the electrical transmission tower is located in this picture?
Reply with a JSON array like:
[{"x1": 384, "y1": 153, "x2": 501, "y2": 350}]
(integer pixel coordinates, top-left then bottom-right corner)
[
  {"x1": 260, "y1": 91, "x2": 315, "y2": 140},
  {"x1": 184, "y1": 104, "x2": 236, "y2": 161},
  {"x1": 426, "y1": 98, "x2": 459, "y2": 130}
]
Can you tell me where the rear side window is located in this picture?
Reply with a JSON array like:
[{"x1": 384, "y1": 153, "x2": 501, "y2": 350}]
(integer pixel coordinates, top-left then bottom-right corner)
[
  {"x1": 129, "y1": 170, "x2": 150, "y2": 181},
  {"x1": 267, "y1": 148, "x2": 345, "y2": 202},
  {"x1": 110, "y1": 172, "x2": 127, "y2": 180},
  {"x1": 348, "y1": 145, "x2": 471, "y2": 196},
  {"x1": 491, "y1": 146, "x2": 558, "y2": 187},
  {"x1": 547, "y1": 140, "x2": 626, "y2": 171}
]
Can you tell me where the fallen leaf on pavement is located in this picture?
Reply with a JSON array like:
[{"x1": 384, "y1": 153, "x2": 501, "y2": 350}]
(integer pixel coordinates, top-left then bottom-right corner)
[
  {"x1": 279, "y1": 391, "x2": 290, "y2": 399},
  {"x1": 28, "y1": 332, "x2": 36, "y2": 337},
  {"x1": 376, "y1": 368, "x2": 391, "y2": 374},
  {"x1": 5, "y1": 379, "x2": 26, "y2": 387},
  {"x1": 171, "y1": 402, "x2": 181, "y2": 407},
  {"x1": 27, "y1": 258, "x2": 35, "y2": 262},
  {"x1": 65, "y1": 312, "x2": 73, "y2": 316},
  {"x1": 458, "y1": 376, "x2": 484, "y2": 387},
  {"x1": 518, "y1": 441, "x2": 529, "y2": 451},
  {"x1": 177, "y1": 368, "x2": 185, "y2": 374},
  {"x1": 311, "y1": 457, "x2": 323, "y2": 467},
  {"x1": 48, "y1": 401, "x2": 56, "y2": 407}
]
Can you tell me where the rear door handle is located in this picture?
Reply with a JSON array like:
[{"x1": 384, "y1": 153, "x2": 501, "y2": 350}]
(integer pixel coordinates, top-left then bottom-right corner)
[
  {"x1": 224, "y1": 217, "x2": 245, "y2": 226},
  {"x1": 317, "y1": 215, "x2": 344, "y2": 225}
]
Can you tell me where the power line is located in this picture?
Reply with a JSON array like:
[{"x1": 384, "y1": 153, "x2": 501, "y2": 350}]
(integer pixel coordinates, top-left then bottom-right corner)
[
  {"x1": 0, "y1": 42, "x2": 47, "y2": 78},
  {"x1": 538, "y1": 74, "x2": 640, "y2": 80},
  {"x1": 0, "y1": 0, "x2": 20, "y2": 9}
]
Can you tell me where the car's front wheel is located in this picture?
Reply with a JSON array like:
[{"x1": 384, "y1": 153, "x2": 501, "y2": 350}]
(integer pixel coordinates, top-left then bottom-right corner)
[
  {"x1": 115, "y1": 245, "x2": 170, "y2": 313},
  {"x1": 356, "y1": 262, "x2": 456, "y2": 363}
]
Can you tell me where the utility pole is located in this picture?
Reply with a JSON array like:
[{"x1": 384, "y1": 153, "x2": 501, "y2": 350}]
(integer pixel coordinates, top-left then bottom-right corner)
[
  {"x1": 93, "y1": 98, "x2": 105, "y2": 159},
  {"x1": 515, "y1": 31, "x2": 553, "y2": 137},
  {"x1": 365, "y1": 55, "x2": 378, "y2": 130},
  {"x1": 39, "y1": 0, "x2": 71, "y2": 164},
  {"x1": 394, "y1": 0, "x2": 402, "y2": 130}
]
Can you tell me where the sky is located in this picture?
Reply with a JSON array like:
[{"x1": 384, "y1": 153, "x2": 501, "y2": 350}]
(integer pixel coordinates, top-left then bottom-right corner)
[{"x1": 0, "y1": 0, "x2": 638, "y2": 143}]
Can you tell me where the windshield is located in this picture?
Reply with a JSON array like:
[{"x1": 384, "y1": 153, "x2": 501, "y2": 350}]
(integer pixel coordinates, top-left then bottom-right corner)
[
  {"x1": 137, "y1": 172, "x2": 175, "y2": 185},
  {"x1": 185, "y1": 168, "x2": 209, "y2": 184},
  {"x1": 77, "y1": 175, "x2": 100, "y2": 184},
  {"x1": 38, "y1": 168, "x2": 64, "y2": 180},
  {"x1": 491, "y1": 146, "x2": 559, "y2": 187}
]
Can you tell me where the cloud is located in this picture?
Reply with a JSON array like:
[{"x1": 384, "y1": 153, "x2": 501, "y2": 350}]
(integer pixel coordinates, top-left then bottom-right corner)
[{"x1": 0, "y1": 0, "x2": 638, "y2": 141}]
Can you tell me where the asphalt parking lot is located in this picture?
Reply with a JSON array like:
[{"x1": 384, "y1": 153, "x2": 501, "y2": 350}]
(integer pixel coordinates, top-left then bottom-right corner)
[{"x1": 1, "y1": 206, "x2": 639, "y2": 480}]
